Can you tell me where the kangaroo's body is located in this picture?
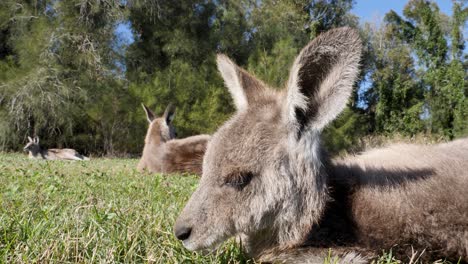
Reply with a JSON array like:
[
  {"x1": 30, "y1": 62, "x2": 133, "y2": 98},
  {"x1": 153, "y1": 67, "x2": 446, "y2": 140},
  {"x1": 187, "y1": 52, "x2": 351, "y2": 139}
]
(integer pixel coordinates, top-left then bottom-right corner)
[
  {"x1": 173, "y1": 27, "x2": 468, "y2": 263},
  {"x1": 313, "y1": 139, "x2": 467, "y2": 261},
  {"x1": 138, "y1": 134, "x2": 210, "y2": 175},
  {"x1": 137, "y1": 104, "x2": 209, "y2": 175},
  {"x1": 24, "y1": 137, "x2": 89, "y2": 161}
]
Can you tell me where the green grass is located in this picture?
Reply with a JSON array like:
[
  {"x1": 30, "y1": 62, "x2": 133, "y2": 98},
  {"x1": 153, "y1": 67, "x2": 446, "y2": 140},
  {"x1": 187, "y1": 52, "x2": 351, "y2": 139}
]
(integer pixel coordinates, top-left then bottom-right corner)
[
  {"x1": 0, "y1": 153, "x2": 252, "y2": 263},
  {"x1": 0, "y1": 153, "x2": 456, "y2": 263}
]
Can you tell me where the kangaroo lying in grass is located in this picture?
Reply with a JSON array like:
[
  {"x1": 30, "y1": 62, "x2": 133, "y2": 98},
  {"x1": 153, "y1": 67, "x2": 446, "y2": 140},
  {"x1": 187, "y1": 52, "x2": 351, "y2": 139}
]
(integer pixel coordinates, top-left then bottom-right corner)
[
  {"x1": 174, "y1": 27, "x2": 468, "y2": 263},
  {"x1": 137, "y1": 104, "x2": 210, "y2": 176},
  {"x1": 24, "y1": 136, "x2": 89, "y2": 161}
]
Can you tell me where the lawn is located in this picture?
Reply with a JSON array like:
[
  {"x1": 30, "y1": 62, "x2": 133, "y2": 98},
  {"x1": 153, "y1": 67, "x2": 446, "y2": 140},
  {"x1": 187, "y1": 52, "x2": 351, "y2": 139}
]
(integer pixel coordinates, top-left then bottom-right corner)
[
  {"x1": 0, "y1": 153, "x2": 250, "y2": 263},
  {"x1": 0, "y1": 153, "x2": 450, "y2": 263}
]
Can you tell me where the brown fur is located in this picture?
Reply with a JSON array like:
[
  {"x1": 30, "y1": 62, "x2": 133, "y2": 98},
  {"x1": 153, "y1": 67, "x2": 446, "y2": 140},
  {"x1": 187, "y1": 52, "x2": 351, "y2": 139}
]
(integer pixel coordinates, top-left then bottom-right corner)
[
  {"x1": 174, "y1": 27, "x2": 468, "y2": 263},
  {"x1": 137, "y1": 104, "x2": 210, "y2": 175}
]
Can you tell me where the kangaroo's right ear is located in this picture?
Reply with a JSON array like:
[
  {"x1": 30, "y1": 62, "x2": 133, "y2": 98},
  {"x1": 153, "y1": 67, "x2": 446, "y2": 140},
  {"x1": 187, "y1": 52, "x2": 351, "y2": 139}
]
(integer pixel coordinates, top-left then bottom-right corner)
[
  {"x1": 142, "y1": 103, "x2": 156, "y2": 123},
  {"x1": 28, "y1": 136, "x2": 33, "y2": 142}
]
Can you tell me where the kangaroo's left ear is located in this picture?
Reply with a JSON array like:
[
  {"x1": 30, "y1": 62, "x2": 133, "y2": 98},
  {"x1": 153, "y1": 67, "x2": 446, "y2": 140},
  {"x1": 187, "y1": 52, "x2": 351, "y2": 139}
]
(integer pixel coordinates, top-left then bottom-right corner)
[
  {"x1": 285, "y1": 27, "x2": 362, "y2": 139},
  {"x1": 217, "y1": 54, "x2": 267, "y2": 111},
  {"x1": 34, "y1": 136, "x2": 39, "y2": 144},
  {"x1": 163, "y1": 103, "x2": 176, "y2": 125}
]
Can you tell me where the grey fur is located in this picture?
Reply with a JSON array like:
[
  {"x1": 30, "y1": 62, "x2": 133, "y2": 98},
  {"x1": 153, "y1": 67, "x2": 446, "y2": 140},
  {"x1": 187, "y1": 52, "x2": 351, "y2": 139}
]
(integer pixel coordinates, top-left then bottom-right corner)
[{"x1": 174, "y1": 27, "x2": 468, "y2": 263}]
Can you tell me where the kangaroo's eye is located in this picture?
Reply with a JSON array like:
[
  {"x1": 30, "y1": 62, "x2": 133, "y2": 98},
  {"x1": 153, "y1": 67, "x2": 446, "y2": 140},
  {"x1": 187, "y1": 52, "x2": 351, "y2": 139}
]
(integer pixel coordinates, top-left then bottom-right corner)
[{"x1": 225, "y1": 171, "x2": 254, "y2": 190}]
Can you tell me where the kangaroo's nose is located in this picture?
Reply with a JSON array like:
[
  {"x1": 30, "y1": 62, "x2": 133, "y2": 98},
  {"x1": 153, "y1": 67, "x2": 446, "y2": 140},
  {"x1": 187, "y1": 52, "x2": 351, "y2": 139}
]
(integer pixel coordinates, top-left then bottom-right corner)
[{"x1": 175, "y1": 226, "x2": 192, "y2": 241}]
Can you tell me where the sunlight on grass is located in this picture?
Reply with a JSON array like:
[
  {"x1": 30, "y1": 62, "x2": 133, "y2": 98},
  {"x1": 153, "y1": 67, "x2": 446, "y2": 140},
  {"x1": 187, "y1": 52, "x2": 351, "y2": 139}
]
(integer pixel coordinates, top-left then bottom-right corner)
[
  {"x1": 0, "y1": 153, "x2": 246, "y2": 263},
  {"x1": 0, "y1": 153, "x2": 450, "y2": 263}
]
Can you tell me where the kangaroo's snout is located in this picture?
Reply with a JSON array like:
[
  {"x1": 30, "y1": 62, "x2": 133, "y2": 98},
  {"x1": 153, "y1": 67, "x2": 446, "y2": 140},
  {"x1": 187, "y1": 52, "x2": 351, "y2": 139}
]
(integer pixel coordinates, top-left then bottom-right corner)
[{"x1": 174, "y1": 224, "x2": 192, "y2": 241}]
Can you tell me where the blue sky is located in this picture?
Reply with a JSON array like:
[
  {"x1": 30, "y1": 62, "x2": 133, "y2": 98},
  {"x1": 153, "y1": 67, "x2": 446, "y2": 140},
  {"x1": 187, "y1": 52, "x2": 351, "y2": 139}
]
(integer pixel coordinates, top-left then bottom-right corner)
[
  {"x1": 352, "y1": 0, "x2": 453, "y2": 23},
  {"x1": 115, "y1": 21, "x2": 134, "y2": 45}
]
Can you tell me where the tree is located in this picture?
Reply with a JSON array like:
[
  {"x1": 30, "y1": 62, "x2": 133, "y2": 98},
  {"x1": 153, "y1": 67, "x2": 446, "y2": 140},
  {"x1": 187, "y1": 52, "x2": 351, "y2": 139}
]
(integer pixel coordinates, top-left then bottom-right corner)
[
  {"x1": 363, "y1": 18, "x2": 424, "y2": 135},
  {"x1": 363, "y1": 0, "x2": 467, "y2": 139},
  {"x1": 0, "y1": 0, "x2": 124, "y2": 153}
]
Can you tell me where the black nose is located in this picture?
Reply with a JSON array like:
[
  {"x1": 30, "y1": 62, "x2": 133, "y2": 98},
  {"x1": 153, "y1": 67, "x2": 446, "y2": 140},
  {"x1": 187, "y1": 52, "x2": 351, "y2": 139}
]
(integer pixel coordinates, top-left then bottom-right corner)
[{"x1": 175, "y1": 226, "x2": 192, "y2": 241}]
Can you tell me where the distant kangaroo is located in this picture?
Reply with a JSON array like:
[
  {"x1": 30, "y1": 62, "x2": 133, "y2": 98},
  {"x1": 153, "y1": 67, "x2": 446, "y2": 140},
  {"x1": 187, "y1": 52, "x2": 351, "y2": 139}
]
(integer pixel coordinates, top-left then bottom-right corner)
[
  {"x1": 24, "y1": 136, "x2": 89, "y2": 161},
  {"x1": 174, "y1": 27, "x2": 468, "y2": 263},
  {"x1": 137, "y1": 103, "x2": 210, "y2": 176}
]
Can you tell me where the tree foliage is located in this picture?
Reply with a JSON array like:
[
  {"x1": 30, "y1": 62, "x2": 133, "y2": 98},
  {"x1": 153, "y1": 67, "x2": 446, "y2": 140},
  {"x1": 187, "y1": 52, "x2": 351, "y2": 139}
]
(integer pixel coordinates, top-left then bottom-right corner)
[
  {"x1": 0, "y1": 0, "x2": 466, "y2": 155},
  {"x1": 375, "y1": 0, "x2": 467, "y2": 138}
]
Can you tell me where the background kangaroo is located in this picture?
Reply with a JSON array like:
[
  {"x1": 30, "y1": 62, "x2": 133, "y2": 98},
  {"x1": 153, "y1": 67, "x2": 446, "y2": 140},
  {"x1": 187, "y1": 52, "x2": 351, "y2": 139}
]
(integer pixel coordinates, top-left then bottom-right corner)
[
  {"x1": 174, "y1": 27, "x2": 468, "y2": 263},
  {"x1": 137, "y1": 104, "x2": 210, "y2": 175},
  {"x1": 24, "y1": 136, "x2": 89, "y2": 161}
]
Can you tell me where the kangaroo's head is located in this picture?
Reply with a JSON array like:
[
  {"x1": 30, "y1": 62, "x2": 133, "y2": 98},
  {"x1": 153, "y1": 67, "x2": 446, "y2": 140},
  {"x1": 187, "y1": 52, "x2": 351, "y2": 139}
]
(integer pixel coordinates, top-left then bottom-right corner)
[
  {"x1": 174, "y1": 27, "x2": 362, "y2": 256},
  {"x1": 24, "y1": 136, "x2": 41, "y2": 154},
  {"x1": 142, "y1": 103, "x2": 177, "y2": 145}
]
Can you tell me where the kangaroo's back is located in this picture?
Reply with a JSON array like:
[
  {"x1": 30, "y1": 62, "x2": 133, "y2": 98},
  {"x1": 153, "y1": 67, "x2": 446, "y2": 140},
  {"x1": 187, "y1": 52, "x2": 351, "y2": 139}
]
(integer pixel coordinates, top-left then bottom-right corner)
[
  {"x1": 332, "y1": 138, "x2": 468, "y2": 261},
  {"x1": 161, "y1": 135, "x2": 210, "y2": 175},
  {"x1": 47, "y1": 148, "x2": 88, "y2": 160}
]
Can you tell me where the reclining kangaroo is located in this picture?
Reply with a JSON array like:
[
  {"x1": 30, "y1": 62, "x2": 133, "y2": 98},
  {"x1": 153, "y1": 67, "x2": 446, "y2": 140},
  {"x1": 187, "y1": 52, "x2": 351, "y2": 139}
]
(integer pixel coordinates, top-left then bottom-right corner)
[
  {"x1": 174, "y1": 27, "x2": 468, "y2": 263},
  {"x1": 137, "y1": 104, "x2": 210, "y2": 176},
  {"x1": 24, "y1": 136, "x2": 89, "y2": 161}
]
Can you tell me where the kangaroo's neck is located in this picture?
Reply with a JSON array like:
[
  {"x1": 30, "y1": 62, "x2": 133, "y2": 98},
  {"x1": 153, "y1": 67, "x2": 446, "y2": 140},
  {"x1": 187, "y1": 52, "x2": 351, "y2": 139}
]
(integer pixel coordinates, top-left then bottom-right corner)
[
  {"x1": 249, "y1": 134, "x2": 330, "y2": 256},
  {"x1": 146, "y1": 138, "x2": 164, "y2": 150},
  {"x1": 142, "y1": 139, "x2": 165, "y2": 166},
  {"x1": 255, "y1": 136, "x2": 358, "y2": 256},
  {"x1": 285, "y1": 133, "x2": 329, "y2": 241},
  {"x1": 29, "y1": 147, "x2": 48, "y2": 159},
  {"x1": 41, "y1": 148, "x2": 49, "y2": 159},
  {"x1": 305, "y1": 166, "x2": 359, "y2": 247}
]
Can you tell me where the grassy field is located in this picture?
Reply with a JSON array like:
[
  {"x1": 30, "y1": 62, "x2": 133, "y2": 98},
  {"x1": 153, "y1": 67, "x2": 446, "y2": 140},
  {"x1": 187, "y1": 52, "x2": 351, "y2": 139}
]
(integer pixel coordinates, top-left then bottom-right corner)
[
  {"x1": 0, "y1": 153, "x2": 251, "y2": 263},
  {"x1": 0, "y1": 153, "x2": 453, "y2": 263}
]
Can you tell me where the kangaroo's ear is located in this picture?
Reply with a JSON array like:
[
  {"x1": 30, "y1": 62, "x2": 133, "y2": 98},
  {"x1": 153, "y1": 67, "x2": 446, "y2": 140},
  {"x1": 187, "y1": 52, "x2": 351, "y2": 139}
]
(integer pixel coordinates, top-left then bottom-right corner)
[
  {"x1": 216, "y1": 54, "x2": 267, "y2": 111},
  {"x1": 285, "y1": 27, "x2": 362, "y2": 139},
  {"x1": 35, "y1": 137, "x2": 39, "y2": 144},
  {"x1": 142, "y1": 103, "x2": 156, "y2": 123},
  {"x1": 163, "y1": 103, "x2": 176, "y2": 125},
  {"x1": 28, "y1": 136, "x2": 33, "y2": 142}
]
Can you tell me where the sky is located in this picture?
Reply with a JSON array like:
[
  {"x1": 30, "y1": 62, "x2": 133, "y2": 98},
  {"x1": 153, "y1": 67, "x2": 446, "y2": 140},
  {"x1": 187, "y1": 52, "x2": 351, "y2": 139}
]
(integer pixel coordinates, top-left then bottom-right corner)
[
  {"x1": 115, "y1": 1, "x2": 456, "y2": 46},
  {"x1": 115, "y1": 21, "x2": 134, "y2": 45},
  {"x1": 352, "y1": 0, "x2": 453, "y2": 23}
]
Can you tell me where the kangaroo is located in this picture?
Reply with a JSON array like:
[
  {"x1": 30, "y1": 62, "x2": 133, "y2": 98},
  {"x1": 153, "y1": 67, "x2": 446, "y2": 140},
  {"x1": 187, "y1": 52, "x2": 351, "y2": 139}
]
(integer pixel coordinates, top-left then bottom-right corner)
[
  {"x1": 24, "y1": 136, "x2": 89, "y2": 161},
  {"x1": 174, "y1": 27, "x2": 468, "y2": 263},
  {"x1": 137, "y1": 103, "x2": 210, "y2": 176}
]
